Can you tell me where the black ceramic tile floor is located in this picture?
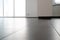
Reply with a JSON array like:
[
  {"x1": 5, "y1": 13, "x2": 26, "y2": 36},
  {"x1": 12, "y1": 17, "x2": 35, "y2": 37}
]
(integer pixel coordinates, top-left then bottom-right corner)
[{"x1": 0, "y1": 18, "x2": 60, "y2": 40}]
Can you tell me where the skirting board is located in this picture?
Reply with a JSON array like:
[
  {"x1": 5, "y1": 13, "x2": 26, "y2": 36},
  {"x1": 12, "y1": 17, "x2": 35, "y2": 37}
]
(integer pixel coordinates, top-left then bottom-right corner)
[{"x1": 38, "y1": 16, "x2": 60, "y2": 19}]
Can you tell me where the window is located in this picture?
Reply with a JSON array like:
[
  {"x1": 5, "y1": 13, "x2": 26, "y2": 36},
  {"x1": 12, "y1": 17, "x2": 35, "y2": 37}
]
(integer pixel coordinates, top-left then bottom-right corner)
[
  {"x1": 0, "y1": 0, "x2": 3, "y2": 16},
  {"x1": 55, "y1": 0, "x2": 60, "y2": 4},
  {"x1": 15, "y1": 0, "x2": 26, "y2": 17},
  {"x1": 0, "y1": 0, "x2": 26, "y2": 17},
  {"x1": 4, "y1": 0, "x2": 13, "y2": 17}
]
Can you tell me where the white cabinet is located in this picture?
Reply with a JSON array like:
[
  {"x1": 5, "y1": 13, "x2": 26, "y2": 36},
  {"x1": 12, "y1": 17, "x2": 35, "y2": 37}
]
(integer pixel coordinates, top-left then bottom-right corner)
[
  {"x1": 38, "y1": 0, "x2": 52, "y2": 16},
  {"x1": 26, "y1": 0, "x2": 52, "y2": 17},
  {"x1": 26, "y1": 0, "x2": 38, "y2": 17}
]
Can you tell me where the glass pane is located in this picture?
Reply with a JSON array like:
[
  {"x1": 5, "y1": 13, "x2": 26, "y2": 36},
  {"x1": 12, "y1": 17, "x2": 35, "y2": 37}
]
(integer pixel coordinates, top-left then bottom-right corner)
[
  {"x1": 15, "y1": 0, "x2": 26, "y2": 17},
  {"x1": 0, "y1": 0, "x2": 3, "y2": 16},
  {"x1": 4, "y1": 0, "x2": 13, "y2": 17},
  {"x1": 55, "y1": 0, "x2": 60, "y2": 4}
]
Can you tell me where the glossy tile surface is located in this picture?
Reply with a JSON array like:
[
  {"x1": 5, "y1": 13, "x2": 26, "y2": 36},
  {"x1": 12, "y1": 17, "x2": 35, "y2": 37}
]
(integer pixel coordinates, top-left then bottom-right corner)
[
  {"x1": 51, "y1": 19, "x2": 60, "y2": 35},
  {"x1": 0, "y1": 18, "x2": 60, "y2": 40}
]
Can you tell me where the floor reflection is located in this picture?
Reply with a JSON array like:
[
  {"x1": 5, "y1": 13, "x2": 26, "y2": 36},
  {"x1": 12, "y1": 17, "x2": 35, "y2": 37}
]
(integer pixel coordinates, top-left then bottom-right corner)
[
  {"x1": 0, "y1": 18, "x2": 60, "y2": 40},
  {"x1": 0, "y1": 18, "x2": 4, "y2": 38},
  {"x1": 51, "y1": 19, "x2": 60, "y2": 35},
  {"x1": 0, "y1": 18, "x2": 27, "y2": 40}
]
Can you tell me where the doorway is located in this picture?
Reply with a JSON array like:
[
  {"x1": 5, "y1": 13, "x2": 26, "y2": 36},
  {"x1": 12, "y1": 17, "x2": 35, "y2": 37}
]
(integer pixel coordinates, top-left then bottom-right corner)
[{"x1": 53, "y1": 0, "x2": 60, "y2": 16}]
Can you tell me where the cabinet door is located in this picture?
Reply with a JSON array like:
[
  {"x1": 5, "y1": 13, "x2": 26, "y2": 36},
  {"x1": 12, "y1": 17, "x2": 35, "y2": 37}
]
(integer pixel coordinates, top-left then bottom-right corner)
[{"x1": 26, "y1": 0, "x2": 38, "y2": 17}]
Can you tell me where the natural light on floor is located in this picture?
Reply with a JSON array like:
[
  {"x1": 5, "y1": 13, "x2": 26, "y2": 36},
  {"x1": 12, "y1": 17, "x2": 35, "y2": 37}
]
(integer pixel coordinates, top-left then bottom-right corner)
[{"x1": 0, "y1": 0, "x2": 26, "y2": 17}]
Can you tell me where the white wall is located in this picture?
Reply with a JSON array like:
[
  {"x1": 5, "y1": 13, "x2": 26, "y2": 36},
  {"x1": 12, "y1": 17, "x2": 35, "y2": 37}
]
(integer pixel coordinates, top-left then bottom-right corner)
[
  {"x1": 26, "y1": 0, "x2": 38, "y2": 17},
  {"x1": 38, "y1": 0, "x2": 52, "y2": 16}
]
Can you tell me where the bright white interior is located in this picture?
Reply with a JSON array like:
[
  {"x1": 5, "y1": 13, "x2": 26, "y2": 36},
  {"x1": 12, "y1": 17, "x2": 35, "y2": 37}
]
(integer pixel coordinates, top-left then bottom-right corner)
[
  {"x1": 4, "y1": 0, "x2": 13, "y2": 16},
  {"x1": 0, "y1": 0, "x2": 3, "y2": 16},
  {"x1": 15, "y1": 0, "x2": 26, "y2": 17},
  {"x1": 0, "y1": 0, "x2": 26, "y2": 17},
  {"x1": 55, "y1": 0, "x2": 60, "y2": 4}
]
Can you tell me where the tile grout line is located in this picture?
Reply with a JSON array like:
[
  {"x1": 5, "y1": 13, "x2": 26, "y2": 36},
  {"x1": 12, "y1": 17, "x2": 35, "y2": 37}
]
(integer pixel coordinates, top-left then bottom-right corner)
[
  {"x1": 50, "y1": 22, "x2": 60, "y2": 37},
  {"x1": 0, "y1": 30, "x2": 22, "y2": 40}
]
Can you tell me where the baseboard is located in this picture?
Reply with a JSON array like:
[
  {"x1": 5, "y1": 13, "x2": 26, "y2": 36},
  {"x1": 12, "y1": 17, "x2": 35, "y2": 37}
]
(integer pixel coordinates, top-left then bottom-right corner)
[{"x1": 38, "y1": 16, "x2": 60, "y2": 19}]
